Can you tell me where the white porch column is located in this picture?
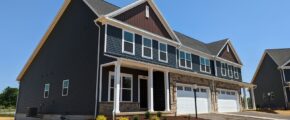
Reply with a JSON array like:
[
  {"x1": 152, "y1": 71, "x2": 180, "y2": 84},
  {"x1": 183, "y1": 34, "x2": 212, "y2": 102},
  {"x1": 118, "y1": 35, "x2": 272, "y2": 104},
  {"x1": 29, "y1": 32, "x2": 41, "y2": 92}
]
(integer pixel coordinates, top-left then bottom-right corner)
[
  {"x1": 243, "y1": 88, "x2": 249, "y2": 110},
  {"x1": 250, "y1": 87, "x2": 256, "y2": 110},
  {"x1": 113, "y1": 61, "x2": 121, "y2": 114},
  {"x1": 148, "y1": 68, "x2": 154, "y2": 112},
  {"x1": 164, "y1": 71, "x2": 170, "y2": 112}
]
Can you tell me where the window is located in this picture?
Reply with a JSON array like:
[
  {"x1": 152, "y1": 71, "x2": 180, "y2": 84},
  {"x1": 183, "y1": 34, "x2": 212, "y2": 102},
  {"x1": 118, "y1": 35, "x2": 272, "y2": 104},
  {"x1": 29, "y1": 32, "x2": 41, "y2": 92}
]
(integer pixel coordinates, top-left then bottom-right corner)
[
  {"x1": 200, "y1": 88, "x2": 207, "y2": 93},
  {"x1": 226, "y1": 92, "x2": 231, "y2": 95},
  {"x1": 142, "y1": 37, "x2": 152, "y2": 59},
  {"x1": 121, "y1": 74, "x2": 133, "y2": 102},
  {"x1": 184, "y1": 87, "x2": 192, "y2": 91},
  {"x1": 108, "y1": 72, "x2": 115, "y2": 101},
  {"x1": 221, "y1": 63, "x2": 227, "y2": 76},
  {"x1": 122, "y1": 31, "x2": 135, "y2": 55},
  {"x1": 228, "y1": 65, "x2": 233, "y2": 78},
  {"x1": 177, "y1": 86, "x2": 183, "y2": 90},
  {"x1": 227, "y1": 45, "x2": 230, "y2": 52},
  {"x1": 146, "y1": 5, "x2": 150, "y2": 18},
  {"x1": 234, "y1": 67, "x2": 239, "y2": 79},
  {"x1": 200, "y1": 57, "x2": 211, "y2": 73},
  {"x1": 179, "y1": 51, "x2": 192, "y2": 69},
  {"x1": 62, "y1": 80, "x2": 69, "y2": 96},
  {"x1": 44, "y1": 84, "x2": 50, "y2": 98},
  {"x1": 159, "y1": 42, "x2": 168, "y2": 62},
  {"x1": 221, "y1": 91, "x2": 225, "y2": 94},
  {"x1": 231, "y1": 92, "x2": 236, "y2": 95},
  {"x1": 108, "y1": 73, "x2": 133, "y2": 102}
]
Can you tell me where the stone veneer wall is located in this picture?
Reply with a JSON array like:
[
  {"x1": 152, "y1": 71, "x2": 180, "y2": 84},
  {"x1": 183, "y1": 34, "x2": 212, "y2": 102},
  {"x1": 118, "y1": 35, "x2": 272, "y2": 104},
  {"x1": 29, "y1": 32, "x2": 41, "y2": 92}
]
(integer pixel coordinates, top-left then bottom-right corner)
[
  {"x1": 99, "y1": 102, "x2": 139, "y2": 115},
  {"x1": 169, "y1": 73, "x2": 242, "y2": 113}
]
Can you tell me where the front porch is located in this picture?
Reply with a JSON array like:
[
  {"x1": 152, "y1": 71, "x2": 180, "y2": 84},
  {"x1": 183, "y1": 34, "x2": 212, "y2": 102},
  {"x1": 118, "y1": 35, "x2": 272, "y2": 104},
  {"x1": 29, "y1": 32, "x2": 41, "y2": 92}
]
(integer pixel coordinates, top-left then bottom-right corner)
[{"x1": 98, "y1": 61, "x2": 171, "y2": 116}]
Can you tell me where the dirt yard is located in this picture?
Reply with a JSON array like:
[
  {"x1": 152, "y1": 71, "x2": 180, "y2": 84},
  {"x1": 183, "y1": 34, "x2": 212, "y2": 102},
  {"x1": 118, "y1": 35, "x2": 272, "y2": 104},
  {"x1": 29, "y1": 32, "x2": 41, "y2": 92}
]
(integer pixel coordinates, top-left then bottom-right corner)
[{"x1": 274, "y1": 110, "x2": 290, "y2": 116}]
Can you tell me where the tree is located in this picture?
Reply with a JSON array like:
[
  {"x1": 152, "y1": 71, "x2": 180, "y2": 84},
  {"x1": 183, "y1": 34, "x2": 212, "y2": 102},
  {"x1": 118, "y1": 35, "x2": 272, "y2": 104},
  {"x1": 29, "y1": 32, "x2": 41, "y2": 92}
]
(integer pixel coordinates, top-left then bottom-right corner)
[{"x1": 0, "y1": 87, "x2": 19, "y2": 108}]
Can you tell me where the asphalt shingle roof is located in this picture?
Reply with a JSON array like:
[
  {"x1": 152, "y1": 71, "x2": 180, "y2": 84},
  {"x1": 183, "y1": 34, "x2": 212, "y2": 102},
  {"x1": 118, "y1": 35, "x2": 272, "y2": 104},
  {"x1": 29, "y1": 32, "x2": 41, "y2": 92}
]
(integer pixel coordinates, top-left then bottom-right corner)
[
  {"x1": 85, "y1": 0, "x2": 229, "y2": 56},
  {"x1": 266, "y1": 48, "x2": 290, "y2": 66}
]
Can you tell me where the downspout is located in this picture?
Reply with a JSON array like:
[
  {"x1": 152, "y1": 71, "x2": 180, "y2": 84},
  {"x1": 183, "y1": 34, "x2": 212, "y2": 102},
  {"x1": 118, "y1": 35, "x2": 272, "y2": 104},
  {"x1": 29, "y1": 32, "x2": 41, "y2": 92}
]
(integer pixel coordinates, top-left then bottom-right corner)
[
  {"x1": 94, "y1": 22, "x2": 101, "y2": 118},
  {"x1": 280, "y1": 69, "x2": 288, "y2": 109}
]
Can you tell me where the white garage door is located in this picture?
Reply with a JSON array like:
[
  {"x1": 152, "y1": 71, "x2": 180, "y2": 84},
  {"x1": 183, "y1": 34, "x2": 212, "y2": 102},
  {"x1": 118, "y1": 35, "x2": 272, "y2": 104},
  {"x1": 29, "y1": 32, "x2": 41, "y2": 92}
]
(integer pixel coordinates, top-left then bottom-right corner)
[
  {"x1": 176, "y1": 85, "x2": 210, "y2": 115},
  {"x1": 217, "y1": 89, "x2": 239, "y2": 113}
]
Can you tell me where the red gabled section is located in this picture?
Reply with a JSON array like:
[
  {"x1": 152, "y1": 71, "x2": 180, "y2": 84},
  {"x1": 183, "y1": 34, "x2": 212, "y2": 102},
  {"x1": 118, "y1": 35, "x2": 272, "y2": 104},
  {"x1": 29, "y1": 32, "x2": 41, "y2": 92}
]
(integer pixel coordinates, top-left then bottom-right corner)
[
  {"x1": 114, "y1": 2, "x2": 172, "y2": 39},
  {"x1": 218, "y1": 44, "x2": 239, "y2": 63}
]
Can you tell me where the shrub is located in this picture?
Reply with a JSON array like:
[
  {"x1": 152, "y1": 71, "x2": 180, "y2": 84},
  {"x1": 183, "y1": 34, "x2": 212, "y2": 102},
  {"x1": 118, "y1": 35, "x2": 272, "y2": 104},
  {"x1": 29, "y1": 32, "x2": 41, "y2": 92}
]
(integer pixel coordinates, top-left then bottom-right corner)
[
  {"x1": 157, "y1": 112, "x2": 162, "y2": 118},
  {"x1": 133, "y1": 115, "x2": 139, "y2": 120},
  {"x1": 96, "y1": 115, "x2": 107, "y2": 120},
  {"x1": 118, "y1": 117, "x2": 129, "y2": 120},
  {"x1": 145, "y1": 111, "x2": 151, "y2": 119},
  {"x1": 150, "y1": 115, "x2": 160, "y2": 120}
]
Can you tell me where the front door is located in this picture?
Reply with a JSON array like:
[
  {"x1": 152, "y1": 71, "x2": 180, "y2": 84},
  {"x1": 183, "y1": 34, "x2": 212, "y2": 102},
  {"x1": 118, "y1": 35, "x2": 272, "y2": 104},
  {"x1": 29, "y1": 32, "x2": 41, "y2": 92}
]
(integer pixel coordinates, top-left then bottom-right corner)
[{"x1": 139, "y1": 77, "x2": 148, "y2": 109}]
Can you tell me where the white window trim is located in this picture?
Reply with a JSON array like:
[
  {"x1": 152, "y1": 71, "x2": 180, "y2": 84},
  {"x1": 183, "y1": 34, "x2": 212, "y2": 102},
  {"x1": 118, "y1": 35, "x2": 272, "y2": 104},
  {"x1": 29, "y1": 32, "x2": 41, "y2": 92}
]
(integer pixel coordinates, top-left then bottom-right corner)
[
  {"x1": 228, "y1": 65, "x2": 234, "y2": 78},
  {"x1": 142, "y1": 36, "x2": 153, "y2": 59},
  {"x1": 200, "y1": 57, "x2": 211, "y2": 74},
  {"x1": 234, "y1": 67, "x2": 240, "y2": 79},
  {"x1": 44, "y1": 83, "x2": 50, "y2": 98},
  {"x1": 108, "y1": 72, "x2": 133, "y2": 102},
  {"x1": 221, "y1": 62, "x2": 227, "y2": 76},
  {"x1": 158, "y1": 42, "x2": 168, "y2": 63},
  {"x1": 122, "y1": 30, "x2": 135, "y2": 55},
  {"x1": 179, "y1": 50, "x2": 192, "y2": 69},
  {"x1": 62, "y1": 80, "x2": 69, "y2": 96}
]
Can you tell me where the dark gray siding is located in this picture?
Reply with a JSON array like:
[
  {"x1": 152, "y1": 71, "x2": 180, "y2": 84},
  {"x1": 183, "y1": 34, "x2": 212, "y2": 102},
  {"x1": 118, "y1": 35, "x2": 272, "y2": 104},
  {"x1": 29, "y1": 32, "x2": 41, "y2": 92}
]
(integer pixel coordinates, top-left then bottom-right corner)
[
  {"x1": 284, "y1": 69, "x2": 290, "y2": 82},
  {"x1": 253, "y1": 54, "x2": 286, "y2": 109},
  {"x1": 101, "y1": 66, "x2": 147, "y2": 102},
  {"x1": 216, "y1": 61, "x2": 242, "y2": 82},
  {"x1": 106, "y1": 25, "x2": 176, "y2": 68},
  {"x1": 17, "y1": 0, "x2": 99, "y2": 115}
]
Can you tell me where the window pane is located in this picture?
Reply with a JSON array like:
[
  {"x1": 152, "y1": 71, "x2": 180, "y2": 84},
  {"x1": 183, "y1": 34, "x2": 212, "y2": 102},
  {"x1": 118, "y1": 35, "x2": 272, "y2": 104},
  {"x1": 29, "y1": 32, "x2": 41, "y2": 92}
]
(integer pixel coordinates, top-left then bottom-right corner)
[
  {"x1": 124, "y1": 42, "x2": 133, "y2": 53},
  {"x1": 206, "y1": 59, "x2": 210, "y2": 66},
  {"x1": 122, "y1": 77, "x2": 132, "y2": 88},
  {"x1": 160, "y1": 43, "x2": 166, "y2": 52},
  {"x1": 206, "y1": 66, "x2": 211, "y2": 72},
  {"x1": 45, "y1": 84, "x2": 49, "y2": 91},
  {"x1": 62, "y1": 88, "x2": 68, "y2": 96},
  {"x1": 180, "y1": 59, "x2": 185, "y2": 67},
  {"x1": 110, "y1": 75, "x2": 114, "y2": 87},
  {"x1": 45, "y1": 91, "x2": 49, "y2": 98},
  {"x1": 124, "y1": 31, "x2": 133, "y2": 42},
  {"x1": 63, "y1": 80, "x2": 69, "y2": 88},
  {"x1": 110, "y1": 88, "x2": 114, "y2": 101},
  {"x1": 143, "y1": 47, "x2": 152, "y2": 57},
  {"x1": 185, "y1": 87, "x2": 192, "y2": 91},
  {"x1": 186, "y1": 53, "x2": 191, "y2": 60},
  {"x1": 160, "y1": 52, "x2": 167, "y2": 61},
  {"x1": 201, "y1": 89, "x2": 207, "y2": 93},
  {"x1": 186, "y1": 60, "x2": 191, "y2": 68},
  {"x1": 122, "y1": 89, "x2": 131, "y2": 101},
  {"x1": 180, "y1": 51, "x2": 185, "y2": 59},
  {"x1": 200, "y1": 58, "x2": 205, "y2": 65},
  {"x1": 143, "y1": 38, "x2": 151, "y2": 47},
  {"x1": 177, "y1": 86, "x2": 183, "y2": 90},
  {"x1": 201, "y1": 65, "x2": 206, "y2": 71}
]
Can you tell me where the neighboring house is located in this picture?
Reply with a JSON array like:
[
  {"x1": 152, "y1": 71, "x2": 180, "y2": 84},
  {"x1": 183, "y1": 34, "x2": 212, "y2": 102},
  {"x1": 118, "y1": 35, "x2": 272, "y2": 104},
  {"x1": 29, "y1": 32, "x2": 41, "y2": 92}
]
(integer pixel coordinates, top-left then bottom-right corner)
[
  {"x1": 16, "y1": 0, "x2": 255, "y2": 119},
  {"x1": 252, "y1": 48, "x2": 290, "y2": 109}
]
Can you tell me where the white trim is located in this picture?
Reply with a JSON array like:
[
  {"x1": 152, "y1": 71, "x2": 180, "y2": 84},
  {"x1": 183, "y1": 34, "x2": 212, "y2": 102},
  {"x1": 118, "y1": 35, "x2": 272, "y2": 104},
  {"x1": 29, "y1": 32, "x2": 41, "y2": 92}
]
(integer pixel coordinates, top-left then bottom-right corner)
[
  {"x1": 138, "y1": 75, "x2": 148, "y2": 106},
  {"x1": 221, "y1": 62, "x2": 227, "y2": 77},
  {"x1": 228, "y1": 64, "x2": 234, "y2": 78},
  {"x1": 216, "y1": 88, "x2": 240, "y2": 112},
  {"x1": 142, "y1": 36, "x2": 153, "y2": 59},
  {"x1": 62, "y1": 80, "x2": 69, "y2": 96},
  {"x1": 104, "y1": 24, "x2": 108, "y2": 53},
  {"x1": 158, "y1": 42, "x2": 168, "y2": 63},
  {"x1": 200, "y1": 57, "x2": 211, "y2": 74},
  {"x1": 179, "y1": 50, "x2": 192, "y2": 69},
  {"x1": 234, "y1": 67, "x2": 240, "y2": 79},
  {"x1": 283, "y1": 66, "x2": 290, "y2": 69},
  {"x1": 108, "y1": 71, "x2": 134, "y2": 102},
  {"x1": 281, "y1": 59, "x2": 290, "y2": 68},
  {"x1": 122, "y1": 30, "x2": 135, "y2": 55},
  {"x1": 216, "y1": 56, "x2": 242, "y2": 68},
  {"x1": 44, "y1": 83, "x2": 50, "y2": 98},
  {"x1": 214, "y1": 60, "x2": 218, "y2": 76},
  {"x1": 96, "y1": 17, "x2": 180, "y2": 47},
  {"x1": 104, "y1": 0, "x2": 181, "y2": 44}
]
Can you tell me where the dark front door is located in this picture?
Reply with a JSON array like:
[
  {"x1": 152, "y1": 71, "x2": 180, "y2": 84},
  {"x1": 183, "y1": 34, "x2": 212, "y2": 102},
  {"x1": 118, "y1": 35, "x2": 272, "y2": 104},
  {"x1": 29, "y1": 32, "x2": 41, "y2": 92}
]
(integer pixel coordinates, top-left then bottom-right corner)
[
  {"x1": 153, "y1": 71, "x2": 165, "y2": 111},
  {"x1": 140, "y1": 79, "x2": 148, "y2": 108}
]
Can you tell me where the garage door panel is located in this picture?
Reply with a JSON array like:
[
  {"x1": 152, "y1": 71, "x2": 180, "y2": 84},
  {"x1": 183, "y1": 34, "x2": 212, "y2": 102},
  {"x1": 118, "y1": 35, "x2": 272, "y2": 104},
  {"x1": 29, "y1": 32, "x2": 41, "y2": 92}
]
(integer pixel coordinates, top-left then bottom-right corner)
[
  {"x1": 177, "y1": 85, "x2": 210, "y2": 115},
  {"x1": 217, "y1": 90, "x2": 239, "y2": 113}
]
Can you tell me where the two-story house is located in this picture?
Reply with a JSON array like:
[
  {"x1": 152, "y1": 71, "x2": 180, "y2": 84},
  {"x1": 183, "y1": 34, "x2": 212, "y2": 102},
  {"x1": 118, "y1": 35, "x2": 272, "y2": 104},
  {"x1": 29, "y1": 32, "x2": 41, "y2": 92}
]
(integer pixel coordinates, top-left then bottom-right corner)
[
  {"x1": 16, "y1": 0, "x2": 255, "y2": 119},
  {"x1": 252, "y1": 48, "x2": 290, "y2": 110}
]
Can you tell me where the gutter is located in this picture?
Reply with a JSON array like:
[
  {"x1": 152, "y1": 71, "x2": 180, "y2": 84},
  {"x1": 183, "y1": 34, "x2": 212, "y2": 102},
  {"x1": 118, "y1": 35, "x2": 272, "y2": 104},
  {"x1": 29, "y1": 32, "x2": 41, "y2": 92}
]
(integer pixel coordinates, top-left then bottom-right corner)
[{"x1": 94, "y1": 22, "x2": 101, "y2": 118}]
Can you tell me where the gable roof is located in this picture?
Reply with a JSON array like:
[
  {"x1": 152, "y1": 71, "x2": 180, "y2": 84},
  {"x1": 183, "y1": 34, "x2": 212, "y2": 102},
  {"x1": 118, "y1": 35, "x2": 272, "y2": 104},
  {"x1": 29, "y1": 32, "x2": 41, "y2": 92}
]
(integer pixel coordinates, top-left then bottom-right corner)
[
  {"x1": 84, "y1": 0, "x2": 119, "y2": 16},
  {"x1": 207, "y1": 39, "x2": 229, "y2": 55},
  {"x1": 266, "y1": 48, "x2": 290, "y2": 67}
]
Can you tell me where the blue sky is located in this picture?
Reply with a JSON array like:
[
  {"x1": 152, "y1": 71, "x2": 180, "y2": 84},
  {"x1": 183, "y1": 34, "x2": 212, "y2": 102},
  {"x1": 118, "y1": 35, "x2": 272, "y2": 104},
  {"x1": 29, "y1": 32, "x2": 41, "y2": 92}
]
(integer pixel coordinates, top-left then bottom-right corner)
[{"x1": 1, "y1": 0, "x2": 290, "y2": 91}]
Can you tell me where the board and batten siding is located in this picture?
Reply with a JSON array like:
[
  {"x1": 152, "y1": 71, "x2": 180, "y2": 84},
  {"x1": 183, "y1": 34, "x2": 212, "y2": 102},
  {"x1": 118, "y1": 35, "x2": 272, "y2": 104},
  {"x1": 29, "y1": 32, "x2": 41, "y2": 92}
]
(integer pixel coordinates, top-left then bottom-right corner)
[{"x1": 105, "y1": 25, "x2": 176, "y2": 68}]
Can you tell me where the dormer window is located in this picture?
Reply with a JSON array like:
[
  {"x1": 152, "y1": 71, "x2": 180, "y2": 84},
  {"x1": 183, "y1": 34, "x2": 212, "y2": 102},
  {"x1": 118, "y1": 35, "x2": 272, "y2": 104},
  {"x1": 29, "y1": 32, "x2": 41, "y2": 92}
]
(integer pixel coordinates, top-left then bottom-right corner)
[
  {"x1": 122, "y1": 31, "x2": 135, "y2": 55},
  {"x1": 142, "y1": 37, "x2": 152, "y2": 59},
  {"x1": 146, "y1": 5, "x2": 149, "y2": 18},
  {"x1": 179, "y1": 50, "x2": 192, "y2": 69},
  {"x1": 200, "y1": 57, "x2": 211, "y2": 73}
]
